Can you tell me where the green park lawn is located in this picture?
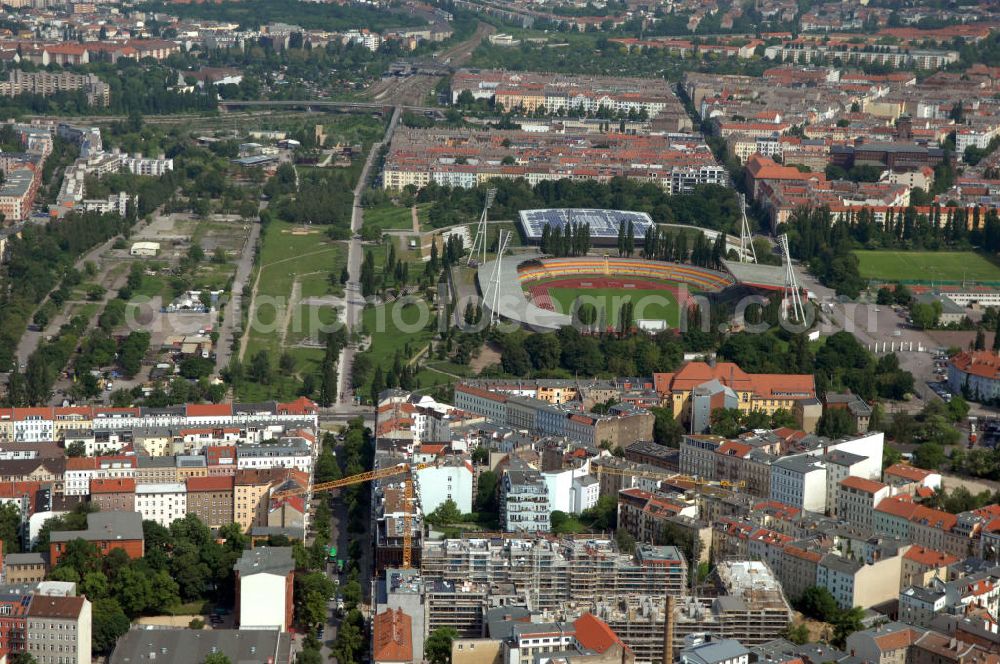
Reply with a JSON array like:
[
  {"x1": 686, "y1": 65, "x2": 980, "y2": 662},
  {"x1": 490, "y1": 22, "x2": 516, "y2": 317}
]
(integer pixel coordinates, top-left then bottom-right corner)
[
  {"x1": 853, "y1": 250, "x2": 1000, "y2": 283},
  {"x1": 544, "y1": 286, "x2": 680, "y2": 327}
]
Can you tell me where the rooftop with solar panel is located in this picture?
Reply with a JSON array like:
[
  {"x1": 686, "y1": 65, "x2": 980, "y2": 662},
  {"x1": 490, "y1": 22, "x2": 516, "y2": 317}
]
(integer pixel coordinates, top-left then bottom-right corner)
[{"x1": 519, "y1": 209, "x2": 655, "y2": 245}]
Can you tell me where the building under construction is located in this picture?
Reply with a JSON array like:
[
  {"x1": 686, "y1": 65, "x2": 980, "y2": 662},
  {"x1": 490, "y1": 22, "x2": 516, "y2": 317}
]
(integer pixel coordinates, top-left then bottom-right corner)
[
  {"x1": 593, "y1": 561, "x2": 793, "y2": 664},
  {"x1": 420, "y1": 536, "x2": 688, "y2": 613}
]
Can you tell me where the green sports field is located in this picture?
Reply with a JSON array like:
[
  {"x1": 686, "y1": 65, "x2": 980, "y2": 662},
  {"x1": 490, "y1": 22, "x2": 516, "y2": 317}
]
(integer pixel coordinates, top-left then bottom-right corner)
[
  {"x1": 546, "y1": 287, "x2": 680, "y2": 327},
  {"x1": 853, "y1": 250, "x2": 1000, "y2": 283}
]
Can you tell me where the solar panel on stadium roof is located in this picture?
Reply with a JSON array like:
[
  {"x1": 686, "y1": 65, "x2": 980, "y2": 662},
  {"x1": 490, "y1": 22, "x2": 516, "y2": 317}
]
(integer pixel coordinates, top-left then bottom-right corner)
[{"x1": 518, "y1": 208, "x2": 654, "y2": 239}]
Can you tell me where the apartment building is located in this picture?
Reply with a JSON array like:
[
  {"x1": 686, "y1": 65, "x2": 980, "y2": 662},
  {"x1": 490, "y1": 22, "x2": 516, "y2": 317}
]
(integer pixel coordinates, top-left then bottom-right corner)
[
  {"x1": 414, "y1": 458, "x2": 474, "y2": 514},
  {"x1": 383, "y1": 129, "x2": 726, "y2": 194},
  {"x1": 26, "y1": 595, "x2": 91, "y2": 664},
  {"x1": 0, "y1": 400, "x2": 318, "y2": 442},
  {"x1": 500, "y1": 461, "x2": 550, "y2": 532},
  {"x1": 846, "y1": 623, "x2": 926, "y2": 664},
  {"x1": 595, "y1": 561, "x2": 792, "y2": 664},
  {"x1": 421, "y1": 537, "x2": 688, "y2": 613},
  {"x1": 770, "y1": 456, "x2": 828, "y2": 513},
  {"x1": 185, "y1": 476, "x2": 234, "y2": 529},
  {"x1": 654, "y1": 362, "x2": 816, "y2": 425},
  {"x1": 89, "y1": 478, "x2": 136, "y2": 513},
  {"x1": 0, "y1": 71, "x2": 109, "y2": 106},
  {"x1": 234, "y1": 468, "x2": 307, "y2": 532},
  {"x1": 64, "y1": 457, "x2": 136, "y2": 496},
  {"x1": 3, "y1": 553, "x2": 47, "y2": 584},
  {"x1": 617, "y1": 488, "x2": 699, "y2": 544},
  {"x1": 837, "y1": 476, "x2": 892, "y2": 530},
  {"x1": 49, "y1": 512, "x2": 143, "y2": 566},
  {"x1": 901, "y1": 547, "x2": 958, "y2": 590},
  {"x1": 234, "y1": 546, "x2": 294, "y2": 632},
  {"x1": 134, "y1": 483, "x2": 187, "y2": 528},
  {"x1": 763, "y1": 42, "x2": 959, "y2": 69},
  {"x1": 817, "y1": 550, "x2": 908, "y2": 610},
  {"x1": 0, "y1": 166, "x2": 41, "y2": 222},
  {"x1": 451, "y1": 69, "x2": 680, "y2": 119}
]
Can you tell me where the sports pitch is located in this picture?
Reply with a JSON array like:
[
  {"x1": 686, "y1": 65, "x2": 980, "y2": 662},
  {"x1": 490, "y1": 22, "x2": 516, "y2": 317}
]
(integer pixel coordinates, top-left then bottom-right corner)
[
  {"x1": 853, "y1": 250, "x2": 1000, "y2": 283},
  {"x1": 545, "y1": 286, "x2": 680, "y2": 327}
]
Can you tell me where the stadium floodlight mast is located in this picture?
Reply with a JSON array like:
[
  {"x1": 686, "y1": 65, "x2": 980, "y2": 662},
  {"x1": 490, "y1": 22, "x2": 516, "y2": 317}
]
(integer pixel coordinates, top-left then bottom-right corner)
[
  {"x1": 488, "y1": 229, "x2": 513, "y2": 326},
  {"x1": 779, "y1": 233, "x2": 806, "y2": 323},
  {"x1": 739, "y1": 193, "x2": 757, "y2": 264},
  {"x1": 467, "y1": 187, "x2": 498, "y2": 267}
]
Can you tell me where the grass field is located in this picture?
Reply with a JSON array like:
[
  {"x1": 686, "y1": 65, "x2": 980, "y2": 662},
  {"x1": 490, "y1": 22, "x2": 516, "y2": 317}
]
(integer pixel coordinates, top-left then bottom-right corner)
[
  {"x1": 545, "y1": 286, "x2": 679, "y2": 326},
  {"x1": 244, "y1": 221, "x2": 346, "y2": 362},
  {"x1": 854, "y1": 250, "x2": 1000, "y2": 283}
]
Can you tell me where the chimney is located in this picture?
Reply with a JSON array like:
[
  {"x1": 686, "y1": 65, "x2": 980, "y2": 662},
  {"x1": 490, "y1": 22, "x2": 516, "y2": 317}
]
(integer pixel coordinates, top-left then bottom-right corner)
[{"x1": 664, "y1": 594, "x2": 676, "y2": 664}]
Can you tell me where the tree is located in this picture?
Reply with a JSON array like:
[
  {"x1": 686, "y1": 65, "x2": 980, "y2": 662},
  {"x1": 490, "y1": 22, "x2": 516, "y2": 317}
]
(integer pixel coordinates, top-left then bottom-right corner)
[
  {"x1": 796, "y1": 586, "x2": 839, "y2": 622},
  {"x1": 651, "y1": 406, "x2": 684, "y2": 448},
  {"x1": 202, "y1": 654, "x2": 233, "y2": 664},
  {"x1": 914, "y1": 442, "x2": 946, "y2": 470},
  {"x1": 10, "y1": 655, "x2": 39, "y2": 664},
  {"x1": 475, "y1": 471, "x2": 498, "y2": 514},
  {"x1": 427, "y1": 499, "x2": 462, "y2": 526},
  {"x1": 92, "y1": 598, "x2": 131, "y2": 655},
  {"x1": 0, "y1": 502, "x2": 21, "y2": 554},
  {"x1": 975, "y1": 328, "x2": 987, "y2": 351},
  {"x1": 615, "y1": 528, "x2": 636, "y2": 554},
  {"x1": 425, "y1": 627, "x2": 459, "y2": 664},
  {"x1": 816, "y1": 408, "x2": 856, "y2": 439},
  {"x1": 832, "y1": 606, "x2": 865, "y2": 649},
  {"x1": 294, "y1": 571, "x2": 335, "y2": 630},
  {"x1": 786, "y1": 623, "x2": 810, "y2": 645}
]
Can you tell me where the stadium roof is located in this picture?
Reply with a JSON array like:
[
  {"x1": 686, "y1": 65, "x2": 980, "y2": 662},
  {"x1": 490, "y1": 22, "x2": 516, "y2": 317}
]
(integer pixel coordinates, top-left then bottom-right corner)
[
  {"x1": 722, "y1": 259, "x2": 786, "y2": 290},
  {"x1": 519, "y1": 208, "x2": 654, "y2": 240}
]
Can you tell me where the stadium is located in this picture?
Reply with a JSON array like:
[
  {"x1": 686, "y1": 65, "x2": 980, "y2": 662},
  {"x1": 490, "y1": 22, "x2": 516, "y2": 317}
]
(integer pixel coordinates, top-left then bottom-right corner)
[{"x1": 477, "y1": 254, "x2": 737, "y2": 332}]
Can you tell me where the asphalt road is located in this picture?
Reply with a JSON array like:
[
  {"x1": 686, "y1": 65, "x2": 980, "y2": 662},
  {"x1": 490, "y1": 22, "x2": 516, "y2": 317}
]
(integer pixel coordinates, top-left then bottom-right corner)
[
  {"x1": 336, "y1": 106, "x2": 402, "y2": 407},
  {"x1": 792, "y1": 264, "x2": 941, "y2": 412},
  {"x1": 13, "y1": 232, "x2": 125, "y2": 373},
  {"x1": 215, "y1": 217, "x2": 261, "y2": 374}
]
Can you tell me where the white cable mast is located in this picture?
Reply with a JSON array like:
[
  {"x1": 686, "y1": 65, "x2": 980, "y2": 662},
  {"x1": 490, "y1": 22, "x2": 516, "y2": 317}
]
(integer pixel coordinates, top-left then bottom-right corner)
[
  {"x1": 779, "y1": 233, "x2": 805, "y2": 323},
  {"x1": 467, "y1": 187, "x2": 497, "y2": 267},
  {"x1": 739, "y1": 193, "x2": 757, "y2": 263},
  {"x1": 488, "y1": 229, "x2": 512, "y2": 326}
]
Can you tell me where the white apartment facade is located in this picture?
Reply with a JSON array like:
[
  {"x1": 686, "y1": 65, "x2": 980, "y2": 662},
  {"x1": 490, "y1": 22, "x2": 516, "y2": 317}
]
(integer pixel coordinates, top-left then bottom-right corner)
[{"x1": 134, "y1": 482, "x2": 188, "y2": 527}]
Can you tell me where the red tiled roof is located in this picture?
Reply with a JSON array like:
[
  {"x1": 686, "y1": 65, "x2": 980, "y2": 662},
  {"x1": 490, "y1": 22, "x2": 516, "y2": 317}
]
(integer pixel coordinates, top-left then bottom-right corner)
[
  {"x1": 277, "y1": 397, "x2": 318, "y2": 415},
  {"x1": 372, "y1": 608, "x2": 412, "y2": 663},
  {"x1": 876, "y1": 495, "x2": 918, "y2": 518},
  {"x1": 904, "y1": 546, "x2": 959, "y2": 567},
  {"x1": 573, "y1": 612, "x2": 628, "y2": 654},
  {"x1": 884, "y1": 464, "x2": 935, "y2": 482},
  {"x1": 65, "y1": 458, "x2": 97, "y2": 471},
  {"x1": 90, "y1": 478, "x2": 135, "y2": 494},
  {"x1": 186, "y1": 476, "x2": 234, "y2": 492},
  {"x1": 840, "y1": 476, "x2": 888, "y2": 494},
  {"x1": 717, "y1": 441, "x2": 753, "y2": 458},
  {"x1": 185, "y1": 404, "x2": 233, "y2": 417},
  {"x1": 950, "y1": 351, "x2": 1000, "y2": 381}
]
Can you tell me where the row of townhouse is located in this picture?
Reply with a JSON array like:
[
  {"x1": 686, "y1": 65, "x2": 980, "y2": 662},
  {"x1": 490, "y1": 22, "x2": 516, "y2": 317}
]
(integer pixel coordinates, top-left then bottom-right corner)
[
  {"x1": 61, "y1": 437, "x2": 314, "y2": 496},
  {"x1": 454, "y1": 384, "x2": 655, "y2": 448},
  {"x1": 450, "y1": 69, "x2": 680, "y2": 119},
  {"x1": 88, "y1": 467, "x2": 309, "y2": 533},
  {"x1": 763, "y1": 43, "x2": 959, "y2": 69},
  {"x1": 382, "y1": 128, "x2": 727, "y2": 194},
  {"x1": 0, "y1": 583, "x2": 90, "y2": 664},
  {"x1": 0, "y1": 398, "x2": 318, "y2": 443},
  {"x1": 680, "y1": 429, "x2": 885, "y2": 512}
]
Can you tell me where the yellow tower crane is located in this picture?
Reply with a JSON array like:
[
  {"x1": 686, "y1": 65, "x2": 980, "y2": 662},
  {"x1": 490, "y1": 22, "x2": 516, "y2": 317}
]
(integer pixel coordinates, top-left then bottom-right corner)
[{"x1": 274, "y1": 462, "x2": 433, "y2": 569}]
